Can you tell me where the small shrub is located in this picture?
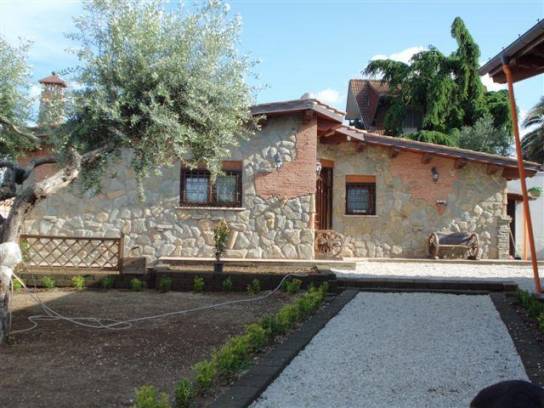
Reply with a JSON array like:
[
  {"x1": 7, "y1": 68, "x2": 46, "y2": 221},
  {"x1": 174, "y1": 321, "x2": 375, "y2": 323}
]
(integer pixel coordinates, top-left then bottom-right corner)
[
  {"x1": 130, "y1": 278, "x2": 144, "y2": 292},
  {"x1": 193, "y1": 360, "x2": 216, "y2": 394},
  {"x1": 72, "y1": 276, "x2": 85, "y2": 290},
  {"x1": 174, "y1": 378, "x2": 194, "y2": 408},
  {"x1": 213, "y1": 336, "x2": 251, "y2": 378},
  {"x1": 213, "y1": 219, "x2": 230, "y2": 262},
  {"x1": 222, "y1": 277, "x2": 233, "y2": 291},
  {"x1": 283, "y1": 278, "x2": 303, "y2": 294},
  {"x1": 246, "y1": 278, "x2": 261, "y2": 295},
  {"x1": 245, "y1": 323, "x2": 268, "y2": 351},
  {"x1": 133, "y1": 385, "x2": 171, "y2": 408},
  {"x1": 193, "y1": 276, "x2": 205, "y2": 293},
  {"x1": 101, "y1": 276, "x2": 114, "y2": 289},
  {"x1": 12, "y1": 278, "x2": 24, "y2": 292},
  {"x1": 41, "y1": 276, "x2": 55, "y2": 289},
  {"x1": 158, "y1": 276, "x2": 173, "y2": 293},
  {"x1": 538, "y1": 313, "x2": 544, "y2": 332}
]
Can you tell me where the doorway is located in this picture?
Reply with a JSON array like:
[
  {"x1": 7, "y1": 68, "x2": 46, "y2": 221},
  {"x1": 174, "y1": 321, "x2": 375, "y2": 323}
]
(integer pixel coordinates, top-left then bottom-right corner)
[{"x1": 316, "y1": 167, "x2": 333, "y2": 230}]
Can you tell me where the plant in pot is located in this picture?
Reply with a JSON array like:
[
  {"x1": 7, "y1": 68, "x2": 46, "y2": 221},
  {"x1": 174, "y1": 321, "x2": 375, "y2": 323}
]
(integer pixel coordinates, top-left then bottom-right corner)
[{"x1": 213, "y1": 219, "x2": 230, "y2": 273}]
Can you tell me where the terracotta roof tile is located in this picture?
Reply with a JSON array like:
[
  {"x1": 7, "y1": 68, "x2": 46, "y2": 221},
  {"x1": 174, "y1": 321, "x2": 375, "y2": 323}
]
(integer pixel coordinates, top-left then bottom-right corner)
[{"x1": 38, "y1": 72, "x2": 67, "y2": 88}]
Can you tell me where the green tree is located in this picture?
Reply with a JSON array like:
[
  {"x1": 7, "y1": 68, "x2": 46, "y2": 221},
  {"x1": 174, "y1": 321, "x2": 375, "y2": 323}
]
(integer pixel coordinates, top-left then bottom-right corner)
[
  {"x1": 457, "y1": 115, "x2": 512, "y2": 156},
  {"x1": 522, "y1": 97, "x2": 544, "y2": 163},
  {"x1": 0, "y1": 0, "x2": 256, "y2": 341},
  {"x1": 364, "y1": 17, "x2": 511, "y2": 152}
]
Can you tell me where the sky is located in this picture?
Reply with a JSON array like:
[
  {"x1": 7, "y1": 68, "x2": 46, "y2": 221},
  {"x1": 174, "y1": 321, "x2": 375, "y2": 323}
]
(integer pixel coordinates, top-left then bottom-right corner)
[{"x1": 1, "y1": 0, "x2": 543, "y2": 127}]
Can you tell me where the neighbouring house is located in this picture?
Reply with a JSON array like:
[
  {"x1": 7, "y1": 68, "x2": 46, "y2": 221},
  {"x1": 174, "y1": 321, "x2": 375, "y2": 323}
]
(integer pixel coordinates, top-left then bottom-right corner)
[
  {"x1": 345, "y1": 79, "x2": 421, "y2": 134},
  {"x1": 508, "y1": 173, "x2": 544, "y2": 260},
  {"x1": 19, "y1": 76, "x2": 542, "y2": 262}
]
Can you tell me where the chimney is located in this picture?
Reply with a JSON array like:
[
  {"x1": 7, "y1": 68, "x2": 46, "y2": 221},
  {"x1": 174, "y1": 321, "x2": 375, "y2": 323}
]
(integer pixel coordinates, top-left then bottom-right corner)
[{"x1": 37, "y1": 72, "x2": 67, "y2": 127}]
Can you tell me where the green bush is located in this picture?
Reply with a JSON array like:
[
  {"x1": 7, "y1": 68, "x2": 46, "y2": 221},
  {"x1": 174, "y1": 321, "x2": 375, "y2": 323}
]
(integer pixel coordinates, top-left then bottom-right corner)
[
  {"x1": 516, "y1": 289, "x2": 544, "y2": 333},
  {"x1": 283, "y1": 278, "x2": 303, "y2": 294},
  {"x1": 193, "y1": 276, "x2": 205, "y2": 293},
  {"x1": 174, "y1": 379, "x2": 193, "y2": 408},
  {"x1": 246, "y1": 278, "x2": 261, "y2": 295},
  {"x1": 193, "y1": 360, "x2": 216, "y2": 394},
  {"x1": 213, "y1": 336, "x2": 251, "y2": 378},
  {"x1": 41, "y1": 276, "x2": 56, "y2": 289},
  {"x1": 12, "y1": 278, "x2": 24, "y2": 292},
  {"x1": 158, "y1": 276, "x2": 173, "y2": 293},
  {"x1": 245, "y1": 323, "x2": 269, "y2": 351},
  {"x1": 133, "y1": 385, "x2": 171, "y2": 408},
  {"x1": 130, "y1": 278, "x2": 144, "y2": 292},
  {"x1": 260, "y1": 314, "x2": 282, "y2": 338},
  {"x1": 222, "y1": 277, "x2": 233, "y2": 291},
  {"x1": 101, "y1": 276, "x2": 114, "y2": 289},
  {"x1": 72, "y1": 276, "x2": 86, "y2": 290}
]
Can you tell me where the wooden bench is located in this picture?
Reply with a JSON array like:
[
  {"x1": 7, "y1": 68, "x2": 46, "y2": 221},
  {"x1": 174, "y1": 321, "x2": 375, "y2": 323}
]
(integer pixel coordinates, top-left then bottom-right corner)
[{"x1": 428, "y1": 232, "x2": 479, "y2": 260}]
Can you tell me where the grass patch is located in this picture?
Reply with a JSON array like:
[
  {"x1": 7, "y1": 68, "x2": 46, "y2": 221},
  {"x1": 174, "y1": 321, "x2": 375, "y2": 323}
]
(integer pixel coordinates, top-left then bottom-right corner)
[
  {"x1": 283, "y1": 278, "x2": 303, "y2": 294},
  {"x1": 133, "y1": 385, "x2": 171, "y2": 408},
  {"x1": 132, "y1": 281, "x2": 329, "y2": 406},
  {"x1": 517, "y1": 289, "x2": 544, "y2": 332}
]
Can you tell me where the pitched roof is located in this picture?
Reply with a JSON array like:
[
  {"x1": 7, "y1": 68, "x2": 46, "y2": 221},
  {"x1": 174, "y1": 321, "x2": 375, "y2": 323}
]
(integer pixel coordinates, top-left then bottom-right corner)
[
  {"x1": 250, "y1": 98, "x2": 541, "y2": 177},
  {"x1": 38, "y1": 72, "x2": 67, "y2": 88},
  {"x1": 479, "y1": 19, "x2": 544, "y2": 83},
  {"x1": 251, "y1": 98, "x2": 345, "y2": 123},
  {"x1": 346, "y1": 79, "x2": 390, "y2": 127}
]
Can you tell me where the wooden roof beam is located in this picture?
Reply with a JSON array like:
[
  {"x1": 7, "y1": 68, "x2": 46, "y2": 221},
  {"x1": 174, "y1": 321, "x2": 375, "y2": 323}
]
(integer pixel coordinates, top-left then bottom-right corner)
[
  {"x1": 421, "y1": 153, "x2": 433, "y2": 164},
  {"x1": 454, "y1": 158, "x2": 468, "y2": 169}
]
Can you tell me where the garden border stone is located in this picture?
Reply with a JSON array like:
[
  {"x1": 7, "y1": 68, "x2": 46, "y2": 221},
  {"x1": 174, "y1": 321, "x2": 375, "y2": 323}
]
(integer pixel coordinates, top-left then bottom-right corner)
[{"x1": 209, "y1": 289, "x2": 358, "y2": 408}]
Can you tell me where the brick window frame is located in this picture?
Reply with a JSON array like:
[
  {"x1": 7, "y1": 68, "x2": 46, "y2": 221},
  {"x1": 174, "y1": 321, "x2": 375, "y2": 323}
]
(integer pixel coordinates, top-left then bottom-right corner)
[
  {"x1": 180, "y1": 163, "x2": 242, "y2": 207},
  {"x1": 345, "y1": 175, "x2": 376, "y2": 215}
]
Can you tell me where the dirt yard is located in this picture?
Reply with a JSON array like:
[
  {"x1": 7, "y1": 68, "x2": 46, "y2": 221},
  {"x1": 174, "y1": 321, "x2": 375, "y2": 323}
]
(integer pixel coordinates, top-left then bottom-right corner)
[{"x1": 0, "y1": 289, "x2": 292, "y2": 408}]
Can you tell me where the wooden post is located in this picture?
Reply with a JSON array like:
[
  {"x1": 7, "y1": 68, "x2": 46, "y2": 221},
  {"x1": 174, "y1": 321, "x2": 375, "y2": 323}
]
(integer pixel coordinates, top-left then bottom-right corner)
[
  {"x1": 502, "y1": 61, "x2": 541, "y2": 294},
  {"x1": 118, "y1": 233, "x2": 125, "y2": 274}
]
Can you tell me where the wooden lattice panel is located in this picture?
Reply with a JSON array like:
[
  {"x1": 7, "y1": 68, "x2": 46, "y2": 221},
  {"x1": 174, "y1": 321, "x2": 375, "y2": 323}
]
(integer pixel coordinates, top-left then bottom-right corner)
[{"x1": 20, "y1": 234, "x2": 124, "y2": 271}]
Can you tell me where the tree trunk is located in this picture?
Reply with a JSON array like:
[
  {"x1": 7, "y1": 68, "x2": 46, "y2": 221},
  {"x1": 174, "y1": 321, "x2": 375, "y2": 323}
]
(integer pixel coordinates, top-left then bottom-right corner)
[{"x1": 0, "y1": 155, "x2": 82, "y2": 343}]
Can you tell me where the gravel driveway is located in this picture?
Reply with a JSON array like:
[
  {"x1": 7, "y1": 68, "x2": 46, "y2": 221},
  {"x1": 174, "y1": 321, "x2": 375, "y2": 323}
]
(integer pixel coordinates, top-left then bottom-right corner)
[
  {"x1": 335, "y1": 261, "x2": 538, "y2": 292},
  {"x1": 252, "y1": 292, "x2": 527, "y2": 408}
]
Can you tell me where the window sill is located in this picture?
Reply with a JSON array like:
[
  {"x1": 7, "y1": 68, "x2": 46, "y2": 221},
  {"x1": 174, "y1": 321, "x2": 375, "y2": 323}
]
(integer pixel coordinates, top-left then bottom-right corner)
[
  {"x1": 177, "y1": 206, "x2": 246, "y2": 212},
  {"x1": 344, "y1": 214, "x2": 378, "y2": 218}
]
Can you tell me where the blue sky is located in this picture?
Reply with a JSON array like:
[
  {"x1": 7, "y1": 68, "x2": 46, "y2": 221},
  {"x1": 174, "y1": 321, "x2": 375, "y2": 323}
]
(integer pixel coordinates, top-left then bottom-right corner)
[{"x1": 1, "y1": 0, "x2": 543, "y2": 126}]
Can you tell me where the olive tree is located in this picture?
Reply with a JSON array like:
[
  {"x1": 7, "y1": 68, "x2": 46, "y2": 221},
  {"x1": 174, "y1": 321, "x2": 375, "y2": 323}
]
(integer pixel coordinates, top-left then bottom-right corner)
[{"x1": 0, "y1": 0, "x2": 256, "y2": 341}]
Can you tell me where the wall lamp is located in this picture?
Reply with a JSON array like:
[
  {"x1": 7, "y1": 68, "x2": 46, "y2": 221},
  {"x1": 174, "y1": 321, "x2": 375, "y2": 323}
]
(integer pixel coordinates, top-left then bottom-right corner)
[
  {"x1": 273, "y1": 152, "x2": 283, "y2": 170},
  {"x1": 431, "y1": 167, "x2": 439, "y2": 183},
  {"x1": 316, "y1": 161, "x2": 322, "y2": 175}
]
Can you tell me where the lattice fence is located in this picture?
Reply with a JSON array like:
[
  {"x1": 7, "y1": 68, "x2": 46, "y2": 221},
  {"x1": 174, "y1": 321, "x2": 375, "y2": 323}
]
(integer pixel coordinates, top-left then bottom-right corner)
[{"x1": 19, "y1": 234, "x2": 124, "y2": 271}]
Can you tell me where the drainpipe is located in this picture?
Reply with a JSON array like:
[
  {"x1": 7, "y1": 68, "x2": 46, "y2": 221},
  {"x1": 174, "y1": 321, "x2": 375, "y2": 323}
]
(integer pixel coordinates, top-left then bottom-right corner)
[{"x1": 502, "y1": 56, "x2": 541, "y2": 294}]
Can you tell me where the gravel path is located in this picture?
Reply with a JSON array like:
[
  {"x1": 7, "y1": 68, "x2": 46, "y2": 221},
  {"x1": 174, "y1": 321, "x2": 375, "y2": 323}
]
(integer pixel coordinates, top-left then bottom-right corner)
[
  {"x1": 252, "y1": 293, "x2": 527, "y2": 408},
  {"x1": 335, "y1": 261, "x2": 538, "y2": 292}
]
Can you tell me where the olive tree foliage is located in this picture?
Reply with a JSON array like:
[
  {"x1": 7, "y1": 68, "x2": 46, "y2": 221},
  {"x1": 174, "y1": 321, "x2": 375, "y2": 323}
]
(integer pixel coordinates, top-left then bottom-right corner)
[
  {"x1": 363, "y1": 17, "x2": 512, "y2": 154},
  {"x1": 0, "y1": 0, "x2": 257, "y2": 242}
]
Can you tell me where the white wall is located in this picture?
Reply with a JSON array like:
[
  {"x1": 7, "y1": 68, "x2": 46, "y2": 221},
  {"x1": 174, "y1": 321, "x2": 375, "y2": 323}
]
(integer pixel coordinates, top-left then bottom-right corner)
[{"x1": 508, "y1": 172, "x2": 544, "y2": 259}]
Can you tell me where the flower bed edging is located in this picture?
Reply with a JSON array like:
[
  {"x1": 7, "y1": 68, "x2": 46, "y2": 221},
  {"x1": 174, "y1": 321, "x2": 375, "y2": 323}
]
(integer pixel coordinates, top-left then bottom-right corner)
[{"x1": 209, "y1": 289, "x2": 359, "y2": 408}]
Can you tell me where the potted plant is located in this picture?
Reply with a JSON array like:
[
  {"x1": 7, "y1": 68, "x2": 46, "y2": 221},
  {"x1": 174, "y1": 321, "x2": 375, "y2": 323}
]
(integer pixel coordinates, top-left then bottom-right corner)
[
  {"x1": 213, "y1": 219, "x2": 230, "y2": 273},
  {"x1": 528, "y1": 186, "x2": 542, "y2": 199}
]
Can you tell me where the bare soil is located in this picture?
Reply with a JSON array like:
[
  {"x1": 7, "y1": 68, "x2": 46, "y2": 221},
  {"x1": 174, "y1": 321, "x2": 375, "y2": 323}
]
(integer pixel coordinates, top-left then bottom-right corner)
[{"x1": 0, "y1": 289, "x2": 292, "y2": 408}]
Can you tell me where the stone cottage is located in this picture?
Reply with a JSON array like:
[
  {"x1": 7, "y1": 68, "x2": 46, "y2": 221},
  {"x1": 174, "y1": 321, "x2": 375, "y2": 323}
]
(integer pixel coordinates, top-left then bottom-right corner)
[{"x1": 23, "y1": 98, "x2": 541, "y2": 261}]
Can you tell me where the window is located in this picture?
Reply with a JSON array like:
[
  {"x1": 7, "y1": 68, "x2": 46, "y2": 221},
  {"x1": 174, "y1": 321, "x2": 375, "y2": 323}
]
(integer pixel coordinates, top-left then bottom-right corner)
[
  {"x1": 180, "y1": 164, "x2": 242, "y2": 207},
  {"x1": 345, "y1": 175, "x2": 376, "y2": 215}
]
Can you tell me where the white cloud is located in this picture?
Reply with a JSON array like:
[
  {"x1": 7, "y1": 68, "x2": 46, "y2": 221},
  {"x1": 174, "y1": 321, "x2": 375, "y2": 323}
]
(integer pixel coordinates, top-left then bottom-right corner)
[
  {"x1": 370, "y1": 46, "x2": 427, "y2": 64},
  {"x1": 309, "y1": 88, "x2": 342, "y2": 107},
  {"x1": 480, "y1": 73, "x2": 506, "y2": 92}
]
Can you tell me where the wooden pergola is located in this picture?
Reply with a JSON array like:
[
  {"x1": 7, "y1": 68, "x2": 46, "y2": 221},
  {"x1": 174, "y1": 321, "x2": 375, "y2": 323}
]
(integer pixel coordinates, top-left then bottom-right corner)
[{"x1": 480, "y1": 19, "x2": 544, "y2": 294}]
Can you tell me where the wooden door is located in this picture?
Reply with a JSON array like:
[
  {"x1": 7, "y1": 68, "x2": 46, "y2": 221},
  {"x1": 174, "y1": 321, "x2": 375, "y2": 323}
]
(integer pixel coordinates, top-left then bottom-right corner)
[{"x1": 315, "y1": 167, "x2": 333, "y2": 230}]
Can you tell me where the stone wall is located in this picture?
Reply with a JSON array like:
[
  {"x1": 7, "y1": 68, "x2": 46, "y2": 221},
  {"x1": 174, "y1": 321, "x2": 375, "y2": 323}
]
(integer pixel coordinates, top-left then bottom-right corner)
[
  {"x1": 318, "y1": 142, "x2": 509, "y2": 259},
  {"x1": 23, "y1": 114, "x2": 317, "y2": 261}
]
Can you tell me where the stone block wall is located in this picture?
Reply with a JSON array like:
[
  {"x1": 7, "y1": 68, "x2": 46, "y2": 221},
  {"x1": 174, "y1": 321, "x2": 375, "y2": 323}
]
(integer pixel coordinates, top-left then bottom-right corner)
[
  {"x1": 23, "y1": 114, "x2": 317, "y2": 261},
  {"x1": 318, "y1": 142, "x2": 509, "y2": 259}
]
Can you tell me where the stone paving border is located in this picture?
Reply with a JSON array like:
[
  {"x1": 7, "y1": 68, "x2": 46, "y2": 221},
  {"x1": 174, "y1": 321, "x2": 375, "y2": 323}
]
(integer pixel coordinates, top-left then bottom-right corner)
[
  {"x1": 209, "y1": 289, "x2": 359, "y2": 408},
  {"x1": 490, "y1": 293, "x2": 544, "y2": 386}
]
